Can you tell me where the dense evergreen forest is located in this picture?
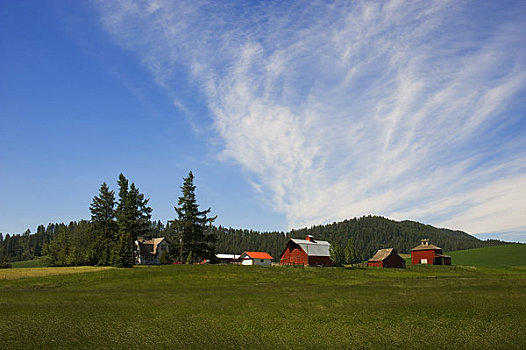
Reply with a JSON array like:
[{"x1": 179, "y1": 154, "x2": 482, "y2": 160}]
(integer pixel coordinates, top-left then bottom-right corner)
[{"x1": 1, "y1": 215, "x2": 506, "y2": 264}]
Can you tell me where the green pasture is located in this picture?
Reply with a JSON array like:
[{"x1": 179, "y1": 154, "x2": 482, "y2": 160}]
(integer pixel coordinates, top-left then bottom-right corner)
[
  {"x1": 446, "y1": 244, "x2": 526, "y2": 268},
  {"x1": 1, "y1": 263, "x2": 525, "y2": 349}
]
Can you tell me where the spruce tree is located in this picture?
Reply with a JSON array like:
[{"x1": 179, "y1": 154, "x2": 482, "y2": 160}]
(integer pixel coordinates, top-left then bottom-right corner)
[
  {"x1": 345, "y1": 237, "x2": 357, "y2": 265},
  {"x1": 330, "y1": 241, "x2": 345, "y2": 267},
  {"x1": 173, "y1": 171, "x2": 216, "y2": 263},
  {"x1": 89, "y1": 182, "x2": 117, "y2": 265},
  {"x1": 112, "y1": 174, "x2": 152, "y2": 267}
]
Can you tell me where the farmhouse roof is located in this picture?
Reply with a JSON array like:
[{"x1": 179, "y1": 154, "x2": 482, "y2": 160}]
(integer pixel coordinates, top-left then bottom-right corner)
[
  {"x1": 241, "y1": 252, "x2": 273, "y2": 260},
  {"x1": 291, "y1": 238, "x2": 331, "y2": 257},
  {"x1": 368, "y1": 248, "x2": 395, "y2": 262},
  {"x1": 136, "y1": 237, "x2": 166, "y2": 255}
]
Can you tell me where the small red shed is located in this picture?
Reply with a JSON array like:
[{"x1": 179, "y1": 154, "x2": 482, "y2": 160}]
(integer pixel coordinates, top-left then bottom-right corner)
[
  {"x1": 367, "y1": 248, "x2": 406, "y2": 268},
  {"x1": 280, "y1": 235, "x2": 332, "y2": 267},
  {"x1": 411, "y1": 239, "x2": 451, "y2": 265}
]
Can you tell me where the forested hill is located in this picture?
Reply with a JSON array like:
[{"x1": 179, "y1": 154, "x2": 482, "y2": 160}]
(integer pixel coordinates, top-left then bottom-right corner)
[{"x1": 214, "y1": 216, "x2": 505, "y2": 261}]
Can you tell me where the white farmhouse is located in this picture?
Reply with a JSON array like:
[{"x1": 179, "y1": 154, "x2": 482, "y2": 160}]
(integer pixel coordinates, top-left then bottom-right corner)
[{"x1": 134, "y1": 237, "x2": 169, "y2": 265}]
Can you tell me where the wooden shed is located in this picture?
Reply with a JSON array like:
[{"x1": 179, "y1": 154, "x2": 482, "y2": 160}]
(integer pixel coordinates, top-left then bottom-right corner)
[
  {"x1": 280, "y1": 235, "x2": 333, "y2": 267},
  {"x1": 411, "y1": 239, "x2": 451, "y2": 265},
  {"x1": 367, "y1": 248, "x2": 405, "y2": 268}
]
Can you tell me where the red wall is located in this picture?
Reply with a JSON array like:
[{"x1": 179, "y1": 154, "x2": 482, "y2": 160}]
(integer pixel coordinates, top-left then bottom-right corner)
[
  {"x1": 280, "y1": 245, "x2": 332, "y2": 266},
  {"x1": 308, "y1": 256, "x2": 333, "y2": 267},
  {"x1": 368, "y1": 261, "x2": 383, "y2": 267},
  {"x1": 411, "y1": 249, "x2": 439, "y2": 265},
  {"x1": 280, "y1": 248, "x2": 308, "y2": 266}
]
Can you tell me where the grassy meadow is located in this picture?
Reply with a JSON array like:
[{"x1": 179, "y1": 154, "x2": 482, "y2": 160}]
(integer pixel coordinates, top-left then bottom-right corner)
[
  {"x1": 446, "y1": 244, "x2": 526, "y2": 268},
  {"x1": 1, "y1": 261, "x2": 525, "y2": 349}
]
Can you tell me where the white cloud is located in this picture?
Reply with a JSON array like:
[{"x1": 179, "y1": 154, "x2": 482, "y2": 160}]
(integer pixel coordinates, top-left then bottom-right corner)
[{"x1": 95, "y1": 0, "x2": 526, "y2": 239}]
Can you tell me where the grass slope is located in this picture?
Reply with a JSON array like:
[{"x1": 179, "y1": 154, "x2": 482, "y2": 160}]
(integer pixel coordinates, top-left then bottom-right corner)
[
  {"x1": 447, "y1": 244, "x2": 526, "y2": 268},
  {"x1": 1, "y1": 264, "x2": 525, "y2": 349}
]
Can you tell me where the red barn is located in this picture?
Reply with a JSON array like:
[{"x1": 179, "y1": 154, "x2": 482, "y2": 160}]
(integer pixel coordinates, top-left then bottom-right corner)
[
  {"x1": 411, "y1": 239, "x2": 451, "y2": 265},
  {"x1": 367, "y1": 248, "x2": 406, "y2": 268},
  {"x1": 280, "y1": 235, "x2": 332, "y2": 267}
]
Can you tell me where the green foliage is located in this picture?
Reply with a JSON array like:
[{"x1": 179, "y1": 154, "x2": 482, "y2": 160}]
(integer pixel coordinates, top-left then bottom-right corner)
[
  {"x1": 0, "y1": 256, "x2": 11, "y2": 268},
  {"x1": 186, "y1": 251, "x2": 193, "y2": 264},
  {"x1": 43, "y1": 222, "x2": 94, "y2": 266},
  {"x1": 330, "y1": 241, "x2": 345, "y2": 266},
  {"x1": 89, "y1": 182, "x2": 117, "y2": 266},
  {"x1": 172, "y1": 171, "x2": 216, "y2": 263},
  {"x1": 111, "y1": 174, "x2": 152, "y2": 267},
  {"x1": 344, "y1": 237, "x2": 357, "y2": 265},
  {"x1": 1, "y1": 265, "x2": 525, "y2": 348},
  {"x1": 159, "y1": 250, "x2": 171, "y2": 265}
]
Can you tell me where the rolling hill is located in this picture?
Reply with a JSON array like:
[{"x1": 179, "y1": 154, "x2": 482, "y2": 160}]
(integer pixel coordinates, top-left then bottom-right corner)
[{"x1": 446, "y1": 244, "x2": 526, "y2": 268}]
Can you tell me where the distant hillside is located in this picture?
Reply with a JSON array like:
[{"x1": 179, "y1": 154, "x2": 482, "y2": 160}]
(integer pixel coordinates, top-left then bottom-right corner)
[
  {"x1": 446, "y1": 244, "x2": 526, "y2": 268},
  {"x1": 214, "y1": 215, "x2": 505, "y2": 261}
]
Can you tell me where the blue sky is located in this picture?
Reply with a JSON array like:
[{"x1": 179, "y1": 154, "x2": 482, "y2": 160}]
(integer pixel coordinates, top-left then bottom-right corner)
[{"x1": 1, "y1": 0, "x2": 525, "y2": 242}]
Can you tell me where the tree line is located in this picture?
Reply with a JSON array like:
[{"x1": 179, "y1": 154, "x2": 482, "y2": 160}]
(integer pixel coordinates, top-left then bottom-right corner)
[{"x1": 1, "y1": 180, "x2": 509, "y2": 265}]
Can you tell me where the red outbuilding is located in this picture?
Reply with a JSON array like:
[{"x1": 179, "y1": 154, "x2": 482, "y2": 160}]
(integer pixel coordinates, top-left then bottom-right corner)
[
  {"x1": 280, "y1": 235, "x2": 333, "y2": 267},
  {"x1": 411, "y1": 239, "x2": 451, "y2": 265},
  {"x1": 367, "y1": 248, "x2": 406, "y2": 268}
]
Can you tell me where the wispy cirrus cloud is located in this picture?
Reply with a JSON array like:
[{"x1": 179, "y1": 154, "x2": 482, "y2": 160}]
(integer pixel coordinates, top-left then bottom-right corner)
[{"x1": 95, "y1": 0, "x2": 526, "y2": 238}]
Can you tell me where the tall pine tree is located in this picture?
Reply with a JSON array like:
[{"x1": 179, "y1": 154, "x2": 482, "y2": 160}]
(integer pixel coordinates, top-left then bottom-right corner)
[
  {"x1": 111, "y1": 174, "x2": 152, "y2": 267},
  {"x1": 89, "y1": 182, "x2": 117, "y2": 265},
  {"x1": 173, "y1": 171, "x2": 216, "y2": 263}
]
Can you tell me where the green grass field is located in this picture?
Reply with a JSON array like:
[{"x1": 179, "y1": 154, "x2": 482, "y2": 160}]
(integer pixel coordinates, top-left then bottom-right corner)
[
  {"x1": 446, "y1": 244, "x2": 526, "y2": 268},
  {"x1": 1, "y1": 263, "x2": 525, "y2": 349}
]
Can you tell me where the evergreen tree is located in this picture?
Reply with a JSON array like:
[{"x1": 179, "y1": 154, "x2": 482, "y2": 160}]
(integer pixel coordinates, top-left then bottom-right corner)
[
  {"x1": 173, "y1": 171, "x2": 216, "y2": 263},
  {"x1": 89, "y1": 182, "x2": 117, "y2": 265},
  {"x1": 112, "y1": 174, "x2": 152, "y2": 267},
  {"x1": 344, "y1": 237, "x2": 357, "y2": 265},
  {"x1": 330, "y1": 241, "x2": 345, "y2": 267}
]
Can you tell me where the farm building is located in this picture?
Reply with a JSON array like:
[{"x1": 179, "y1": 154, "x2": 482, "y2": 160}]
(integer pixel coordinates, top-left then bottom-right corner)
[
  {"x1": 239, "y1": 252, "x2": 273, "y2": 266},
  {"x1": 367, "y1": 248, "x2": 406, "y2": 268},
  {"x1": 134, "y1": 237, "x2": 169, "y2": 265},
  {"x1": 215, "y1": 254, "x2": 241, "y2": 264},
  {"x1": 280, "y1": 235, "x2": 333, "y2": 267},
  {"x1": 411, "y1": 239, "x2": 451, "y2": 265}
]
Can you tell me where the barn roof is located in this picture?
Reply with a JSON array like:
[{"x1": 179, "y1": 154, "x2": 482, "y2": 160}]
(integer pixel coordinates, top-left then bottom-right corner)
[
  {"x1": 411, "y1": 243, "x2": 442, "y2": 251},
  {"x1": 291, "y1": 238, "x2": 331, "y2": 257},
  {"x1": 368, "y1": 248, "x2": 395, "y2": 262},
  {"x1": 241, "y1": 252, "x2": 273, "y2": 260}
]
